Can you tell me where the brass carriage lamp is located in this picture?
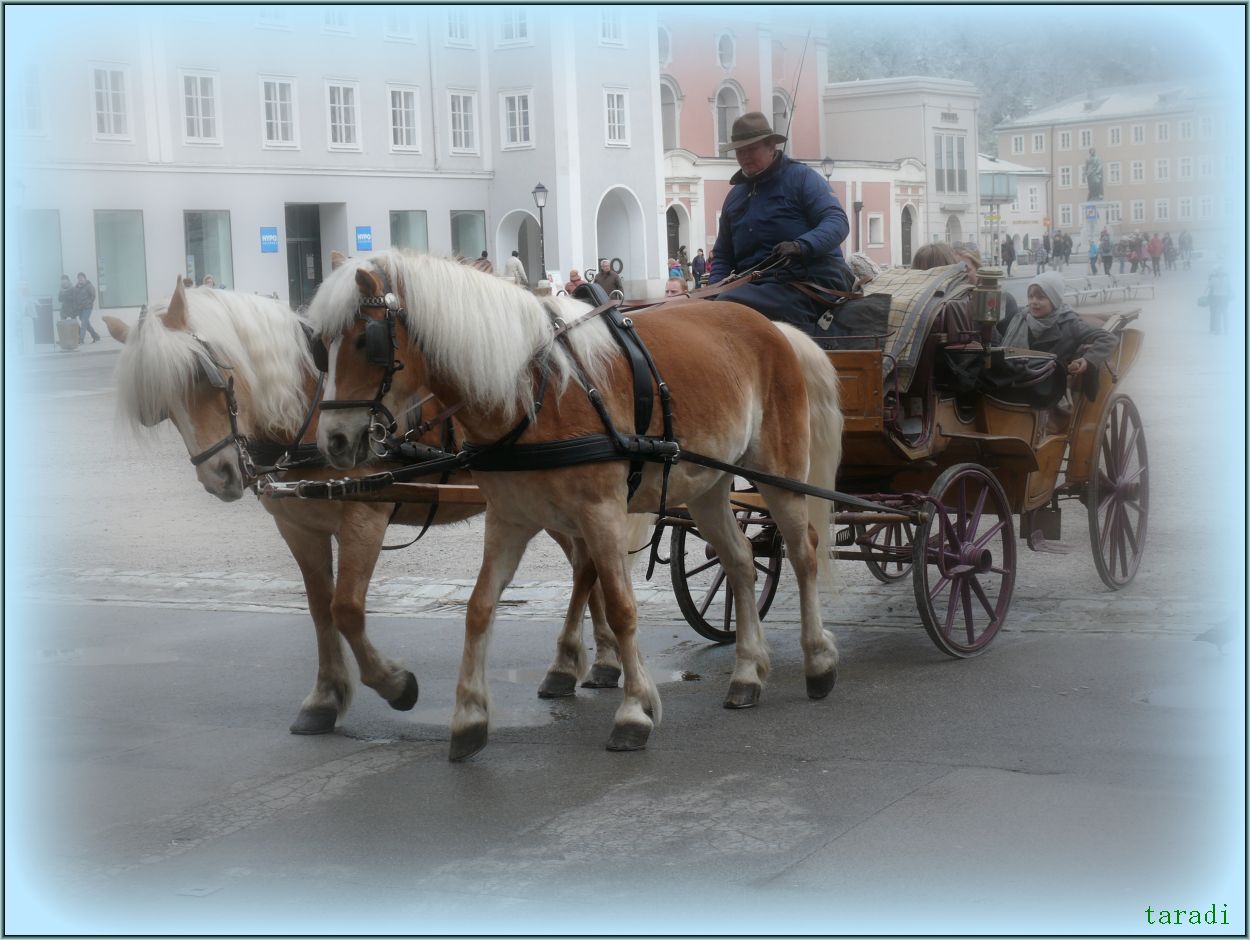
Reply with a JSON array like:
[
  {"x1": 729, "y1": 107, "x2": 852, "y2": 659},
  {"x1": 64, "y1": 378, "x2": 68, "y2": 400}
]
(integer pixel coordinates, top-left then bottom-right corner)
[{"x1": 972, "y1": 266, "x2": 1006, "y2": 363}]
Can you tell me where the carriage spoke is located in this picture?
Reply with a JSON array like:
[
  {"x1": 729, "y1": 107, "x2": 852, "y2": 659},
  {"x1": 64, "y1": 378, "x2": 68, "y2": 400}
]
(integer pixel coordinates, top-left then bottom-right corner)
[
  {"x1": 961, "y1": 580, "x2": 976, "y2": 645},
  {"x1": 929, "y1": 570, "x2": 953, "y2": 603},
  {"x1": 966, "y1": 485, "x2": 989, "y2": 541},
  {"x1": 696, "y1": 570, "x2": 727, "y2": 618},
  {"x1": 969, "y1": 574, "x2": 998, "y2": 621},
  {"x1": 723, "y1": 587, "x2": 734, "y2": 632},
  {"x1": 686, "y1": 555, "x2": 723, "y2": 578},
  {"x1": 942, "y1": 578, "x2": 961, "y2": 637},
  {"x1": 972, "y1": 519, "x2": 1008, "y2": 551},
  {"x1": 753, "y1": 560, "x2": 772, "y2": 577}
]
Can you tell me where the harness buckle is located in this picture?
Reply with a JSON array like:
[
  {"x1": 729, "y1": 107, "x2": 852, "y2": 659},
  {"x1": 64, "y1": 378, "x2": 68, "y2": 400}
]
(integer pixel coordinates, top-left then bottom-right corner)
[{"x1": 621, "y1": 316, "x2": 633, "y2": 328}]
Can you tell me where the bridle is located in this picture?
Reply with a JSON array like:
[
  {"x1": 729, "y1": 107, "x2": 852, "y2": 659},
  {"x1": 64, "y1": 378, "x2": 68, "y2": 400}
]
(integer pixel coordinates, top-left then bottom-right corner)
[
  {"x1": 185, "y1": 333, "x2": 259, "y2": 483},
  {"x1": 317, "y1": 266, "x2": 406, "y2": 455}
]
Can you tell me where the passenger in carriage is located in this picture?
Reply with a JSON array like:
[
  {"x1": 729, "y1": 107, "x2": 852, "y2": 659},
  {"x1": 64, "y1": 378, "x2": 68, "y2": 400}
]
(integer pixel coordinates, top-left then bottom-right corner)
[
  {"x1": 1001, "y1": 272, "x2": 1116, "y2": 379},
  {"x1": 708, "y1": 112, "x2": 854, "y2": 332}
]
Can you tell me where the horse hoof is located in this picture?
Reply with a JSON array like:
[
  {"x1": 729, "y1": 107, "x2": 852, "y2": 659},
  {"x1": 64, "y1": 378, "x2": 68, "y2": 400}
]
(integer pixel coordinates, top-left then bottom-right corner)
[
  {"x1": 606, "y1": 722, "x2": 650, "y2": 751},
  {"x1": 581, "y1": 664, "x2": 622, "y2": 689},
  {"x1": 723, "y1": 681, "x2": 761, "y2": 709},
  {"x1": 388, "y1": 671, "x2": 419, "y2": 711},
  {"x1": 289, "y1": 706, "x2": 338, "y2": 735},
  {"x1": 448, "y1": 724, "x2": 488, "y2": 762},
  {"x1": 537, "y1": 672, "x2": 577, "y2": 699},
  {"x1": 806, "y1": 668, "x2": 837, "y2": 700}
]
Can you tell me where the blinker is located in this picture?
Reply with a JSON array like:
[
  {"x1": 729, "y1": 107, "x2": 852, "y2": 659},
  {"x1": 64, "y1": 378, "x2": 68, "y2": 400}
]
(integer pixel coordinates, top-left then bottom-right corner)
[
  {"x1": 312, "y1": 337, "x2": 329, "y2": 373},
  {"x1": 364, "y1": 315, "x2": 394, "y2": 367}
]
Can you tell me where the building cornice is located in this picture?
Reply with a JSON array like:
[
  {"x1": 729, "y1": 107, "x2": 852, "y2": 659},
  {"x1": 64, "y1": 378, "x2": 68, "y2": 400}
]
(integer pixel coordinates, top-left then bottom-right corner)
[{"x1": 17, "y1": 160, "x2": 494, "y2": 180}]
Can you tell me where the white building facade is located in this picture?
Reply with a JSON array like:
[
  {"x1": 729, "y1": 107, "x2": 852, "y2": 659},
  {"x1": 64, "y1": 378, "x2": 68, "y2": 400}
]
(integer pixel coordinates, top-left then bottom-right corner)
[{"x1": 6, "y1": 6, "x2": 669, "y2": 315}]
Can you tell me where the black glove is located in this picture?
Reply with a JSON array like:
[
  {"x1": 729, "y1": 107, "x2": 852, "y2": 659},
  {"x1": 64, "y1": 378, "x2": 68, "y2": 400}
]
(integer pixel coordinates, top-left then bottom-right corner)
[{"x1": 773, "y1": 240, "x2": 805, "y2": 259}]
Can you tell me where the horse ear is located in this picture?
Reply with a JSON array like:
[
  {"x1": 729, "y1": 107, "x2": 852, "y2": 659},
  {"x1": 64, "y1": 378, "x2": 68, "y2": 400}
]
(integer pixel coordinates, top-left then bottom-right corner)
[
  {"x1": 331, "y1": 250, "x2": 347, "y2": 271},
  {"x1": 355, "y1": 267, "x2": 383, "y2": 297},
  {"x1": 163, "y1": 275, "x2": 189, "y2": 330},
  {"x1": 103, "y1": 315, "x2": 129, "y2": 344}
]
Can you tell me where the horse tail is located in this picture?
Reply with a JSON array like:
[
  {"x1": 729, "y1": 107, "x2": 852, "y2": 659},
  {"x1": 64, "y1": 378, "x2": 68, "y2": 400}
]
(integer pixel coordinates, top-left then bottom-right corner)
[{"x1": 774, "y1": 324, "x2": 843, "y2": 591}]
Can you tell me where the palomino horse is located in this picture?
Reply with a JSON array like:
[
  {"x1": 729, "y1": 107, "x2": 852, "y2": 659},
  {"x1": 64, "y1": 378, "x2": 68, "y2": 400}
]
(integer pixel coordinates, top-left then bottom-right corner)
[
  {"x1": 310, "y1": 249, "x2": 844, "y2": 760},
  {"x1": 108, "y1": 277, "x2": 631, "y2": 735}
]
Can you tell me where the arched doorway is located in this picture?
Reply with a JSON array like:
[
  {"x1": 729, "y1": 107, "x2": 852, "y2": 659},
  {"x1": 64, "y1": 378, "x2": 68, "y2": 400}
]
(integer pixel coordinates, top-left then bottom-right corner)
[
  {"x1": 495, "y1": 210, "x2": 541, "y2": 285},
  {"x1": 595, "y1": 186, "x2": 647, "y2": 291},
  {"x1": 900, "y1": 206, "x2": 914, "y2": 266},
  {"x1": 665, "y1": 203, "x2": 690, "y2": 263},
  {"x1": 944, "y1": 214, "x2": 962, "y2": 246}
]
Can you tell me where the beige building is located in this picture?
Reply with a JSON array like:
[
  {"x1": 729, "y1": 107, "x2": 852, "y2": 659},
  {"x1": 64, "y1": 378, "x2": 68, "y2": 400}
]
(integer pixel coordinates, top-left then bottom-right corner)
[{"x1": 994, "y1": 82, "x2": 1230, "y2": 249}]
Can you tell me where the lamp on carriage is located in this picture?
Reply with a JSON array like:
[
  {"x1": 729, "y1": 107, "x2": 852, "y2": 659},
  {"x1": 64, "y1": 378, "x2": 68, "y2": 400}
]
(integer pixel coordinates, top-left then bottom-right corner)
[
  {"x1": 820, "y1": 156, "x2": 835, "y2": 189},
  {"x1": 532, "y1": 182, "x2": 548, "y2": 286}
]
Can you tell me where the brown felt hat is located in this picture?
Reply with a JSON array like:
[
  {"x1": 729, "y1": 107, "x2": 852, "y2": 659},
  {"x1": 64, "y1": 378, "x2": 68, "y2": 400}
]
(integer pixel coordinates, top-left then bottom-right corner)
[{"x1": 720, "y1": 111, "x2": 787, "y2": 154}]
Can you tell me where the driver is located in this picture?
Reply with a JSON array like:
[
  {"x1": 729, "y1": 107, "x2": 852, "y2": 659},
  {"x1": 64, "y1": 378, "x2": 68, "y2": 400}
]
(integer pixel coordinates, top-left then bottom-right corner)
[{"x1": 708, "y1": 112, "x2": 854, "y2": 331}]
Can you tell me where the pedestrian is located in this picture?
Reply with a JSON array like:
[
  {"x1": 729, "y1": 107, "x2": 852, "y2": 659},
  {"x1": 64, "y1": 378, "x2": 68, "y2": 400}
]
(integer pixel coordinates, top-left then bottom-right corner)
[
  {"x1": 75, "y1": 271, "x2": 100, "y2": 343},
  {"x1": 472, "y1": 250, "x2": 494, "y2": 274},
  {"x1": 691, "y1": 248, "x2": 707, "y2": 288},
  {"x1": 1205, "y1": 265, "x2": 1230, "y2": 335},
  {"x1": 1088, "y1": 238, "x2": 1099, "y2": 275},
  {"x1": 1063, "y1": 233, "x2": 1073, "y2": 266},
  {"x1": 1162, "y1": 233, "x2": 1176, "y2": 272},
  {"x1": 664, "y1": 276, "x2": 686, "y2": 297},
  {"x1": 1147, "y1": 233, "x2": 1163, "y2": 277},
  {"x1": 667, "y1": 257, "x2": 682, "y2": 279},
  {"x1": 1035, "y1": 241, "x2": 1048, "y2": 275},
  {"x1": 1179, "y1": 231, "x2": 1193, "y2": 269},
  {"x1": 593, "y1": 258, "x2": 624, "y2": 297},
  {"x1": 1100, "y1": 233, "x2": 1114, "y2": 276},
  {"x1": 1001, "y1": 235, "x2": 1015, "y2": 277},
  {"x1": 1115, "y1": 238, "x2": 1128, "y2": 274},
  {"x1": 708, "y1": 111, "x2": 854, "y2": 331},
  {"x1": 202, "y1": 274, "x2": 216, "y2": 287},
  {"x1": 677, "y1": 245, "x2": 691, "y2": 285},
  {"x1": 563, "y1": 269, "x2": 586, "y2": 294},
  {"x1": 505, "y1": 249, "x2": 528, "y2": 286},
  {"x1": 58, "y1": 274, "x2": 78, "y2": 322}
]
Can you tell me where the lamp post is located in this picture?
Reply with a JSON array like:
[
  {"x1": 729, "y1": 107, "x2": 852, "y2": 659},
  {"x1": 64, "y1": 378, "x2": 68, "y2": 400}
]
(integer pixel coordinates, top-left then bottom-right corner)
[
  {"x1": 531, "y1": 182, "x2": 548, "y2": 286},
  {"x1": 853, "y1": 201, "x2": 864, "y2": 253},
  {"x1": 820, "y1": 156, "x2": 834, "y2": 185}
]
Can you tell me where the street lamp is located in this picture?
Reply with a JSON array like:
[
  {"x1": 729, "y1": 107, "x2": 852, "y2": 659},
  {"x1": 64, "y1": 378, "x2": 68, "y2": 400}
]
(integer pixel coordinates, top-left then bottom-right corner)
[
  {"x1": 531, "y1": 182, "x2": 548, "y2": 286},
  {"x1": 820, "y1": 156, "x2": 835, "y2": 183},
  {"x1": 853, "y1": 200, "x2": 864, "y2": 253}
]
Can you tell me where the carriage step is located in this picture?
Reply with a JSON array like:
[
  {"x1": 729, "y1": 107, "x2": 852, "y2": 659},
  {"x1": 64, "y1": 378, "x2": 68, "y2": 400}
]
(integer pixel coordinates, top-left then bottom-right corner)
[{"x1": 834, "y1": 526, "x2": 856, "y2": 547}]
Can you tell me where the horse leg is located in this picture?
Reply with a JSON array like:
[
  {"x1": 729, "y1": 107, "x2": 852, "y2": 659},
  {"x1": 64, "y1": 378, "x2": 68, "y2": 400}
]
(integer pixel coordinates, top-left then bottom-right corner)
[
  {"x1": 449, "y1": 512, "x2": 539, "y2": 761},
  {"x1": 685, "y1": 483, "x2": 772, "y2": 709},
  {"x1": 756, "y1": 483, "x2": 839, "y2": 699},
  {"x1": 333, "y1": 503, "x2": 419, "y2": 712},
  {"x1": 584, "y1": 514, "x2": 652, "y2": 688},
  {"x1": 272, "y1": 516, "x2": 351, "y2": 734},
  {"x1": 536, "y1": 529, "x2": 595, "y2": 698},
  {"x1": 577, "y1": 511, "x2": 660, "y2": 751}
]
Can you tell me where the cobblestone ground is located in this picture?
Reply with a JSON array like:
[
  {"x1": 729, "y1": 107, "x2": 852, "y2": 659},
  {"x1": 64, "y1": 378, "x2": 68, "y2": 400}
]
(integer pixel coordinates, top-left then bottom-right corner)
[{"x1": 11, "y1": 264, "x2": 1243, "y2": 641}]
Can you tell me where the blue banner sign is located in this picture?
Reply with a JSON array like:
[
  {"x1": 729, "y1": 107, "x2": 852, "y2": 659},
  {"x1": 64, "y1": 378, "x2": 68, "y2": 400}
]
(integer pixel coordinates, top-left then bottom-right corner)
[
  {"x1": 355, "y1": 226, "x2": 373, "y2": 252},
  {"x1": 260, "y1": 227, "x2": 280, "y2": 253}
]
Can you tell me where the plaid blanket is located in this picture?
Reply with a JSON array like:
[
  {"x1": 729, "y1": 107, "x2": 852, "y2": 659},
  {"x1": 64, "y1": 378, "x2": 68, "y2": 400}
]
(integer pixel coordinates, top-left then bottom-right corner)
[{"x1": 862, "y1": 263, "x2": 970, "y2": 391}]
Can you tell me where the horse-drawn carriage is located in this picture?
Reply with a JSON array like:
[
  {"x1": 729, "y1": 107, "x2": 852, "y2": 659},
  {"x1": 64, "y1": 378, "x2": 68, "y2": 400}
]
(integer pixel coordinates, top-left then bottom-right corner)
[{"x1": 112, "y1": 251, "x2": 1146, "y2": 757}]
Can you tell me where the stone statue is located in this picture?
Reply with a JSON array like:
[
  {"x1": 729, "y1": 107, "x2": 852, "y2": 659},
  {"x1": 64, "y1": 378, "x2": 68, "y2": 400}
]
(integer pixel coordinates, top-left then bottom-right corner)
[{"x1": 1085, "y1": 148, "x2": 1104, "y2": 202}]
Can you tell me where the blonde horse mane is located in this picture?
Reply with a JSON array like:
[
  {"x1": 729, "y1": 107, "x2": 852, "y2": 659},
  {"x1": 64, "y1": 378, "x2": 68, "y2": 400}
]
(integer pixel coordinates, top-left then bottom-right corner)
[
  {"x1": 114, "y1": 287, "x2": 315, "y2": 437},
  {"x1": 307, "y1": 249, "x2": 619, "y2": 422}
]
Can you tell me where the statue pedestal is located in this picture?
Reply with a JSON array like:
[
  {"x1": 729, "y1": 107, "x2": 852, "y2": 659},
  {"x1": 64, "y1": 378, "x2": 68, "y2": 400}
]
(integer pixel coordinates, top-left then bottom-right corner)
[{"x1": 1081, "y1": 202, "x2": 1111, "y2": 246}]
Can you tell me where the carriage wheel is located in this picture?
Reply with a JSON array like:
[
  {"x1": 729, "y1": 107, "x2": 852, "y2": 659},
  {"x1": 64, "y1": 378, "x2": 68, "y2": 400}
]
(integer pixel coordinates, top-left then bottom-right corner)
[
  {"x1": 912, "y1": 464, "x2": 1016, "y2": 658},
  {"x1": 1086, "y1": 395, "x2": 1149, "y2": 589},
  {"x1": 670, "y1": 507, "x2": 783, "y2": 645},
  {"x1": 858, "y1": 519, "x2": 916, "y2": 583}
]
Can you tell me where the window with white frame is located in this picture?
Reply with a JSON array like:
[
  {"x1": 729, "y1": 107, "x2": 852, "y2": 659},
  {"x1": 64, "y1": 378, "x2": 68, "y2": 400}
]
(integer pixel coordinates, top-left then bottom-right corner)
[
  {"x1": 1177, "y1": 197, "x2": 1192, "y2": 220},
  {"x1": 1027, "y1": 185, "x2": 1039, "y2": 212},
  {"x1": 772, "y1": 92, "x2": 790, "y2": 139},
  {"x1": 1155, "y1": 121, "x2": 1169, "y2": 143},
  {"x1": 1178, "y1": 156, "x2": 1192, "y2": 180},
  {"x1": 715, "y1": 84, "x2": 742, "y2": 151},
  {"x1": 92, "y1": 66, "x2": 129, "y2": 138},
  {"x1": 1130, "y1": 200, "x2": 1145, "y2": 223},
  {"x1": 1130, "y1": 160, "x2": 1144, "y2": 183},
  {"x1": 1058, "y1": 166, "x2": 1072, "y2": 188},
  {"x1": 1058, "y1": 130, "x2": 1071, "y2": 151},
  {"x1": 1198, "y1": 196, "x2": 1212, "y2": 219},
  {"x1": 94, "y1": 210, "x2": 147, "y2": 307},
  {"x1": 1131, "y1": 124, "x2": 1144, "y2": 144},
  {"x1": 498, "y1": 9, "x2": 529, "y2": 45},
  {"x1": 449, "y1": 92, "x2": 478, "y2": 152},
  {"x1": 717, "y1": 33, "x2": 735, "y2": 69},
  {"x1": 326, "y1": 82, "x2": 360, "y2": 150},
  {"x1": 1154, "y1": 158, "x2": 1169, "y2": 182},
  {"x1": 1106, "y1": 202, "x2": 1122, "y2": 224},
  {"x1": 446, "y1": 9, "x2": 473, "y2": 46},
  {"x1": 257, "y1": 7, "x2": 290, "y2": 29},
  {"x1": 1010, "y1": 134, "x2": 1024, "y2": 155},
  {"x1": 1178, "y1": 119, "x2": 1192, "y2": 141},
  {"x1": 1108, "y1": 161, "x2": 1121, "y2": 184},
  {"x1": 323, "y1": 9, "x2": 351, "y2": 33},
  {"x1": 20, "y1": 64, "x2": 43, "y2": 133},
  {"x1": 1199, "y1": 115, "x2": 1213, "y2": 138},
  {"x1": 385, "y1": 10, "x2": 415, "y2": 41},
  {"x1": 501, "y1": 91, "x2": 533, "y2": 148},
  {"x1": 1154, "y1": 199, "x2": 1169, "y2": 222},
  {"x1": 388, "y1": 85, "x2": 420, "y2": 151},
  {"x1": 1108, "y1": 126, "x2": 1121, "y2": 146},
  {"x1": 1032, "y1": 132, "x2": 1044, "y2": 153},
  {"x1": 261, "y1": 77, "x2": 297, "y2": 147},
  {"x1": 867, "y1": 215, "x2": 883, "y2": 246},
  {"x1": 1199, "y1": 156, "x2": 1213, "y2": 178},
  {"x1": 657, "y1": 26, "x2": 672, "y2": 66},
  {"x1": 604, "y1": 88, "x2": 629, "y2": 145},
  {"x1": 181, "y1": 71, "x2": 219, "y2": 143},
  {"x1": 933, "y1": 133, "x2": 967, "y2": 193},
  {"x1": 1079, "y1": 128, "x2": 1092, "y2": 149},
  {"x1": 600, "y1": 10, "x2": 623, "y2": 45},
  {"x1": 660, "y1": 78, "x2": 679, "y2": 151},
  {"x1": 1059, "y1": 204, "x2": 1072, "y2": 227}
]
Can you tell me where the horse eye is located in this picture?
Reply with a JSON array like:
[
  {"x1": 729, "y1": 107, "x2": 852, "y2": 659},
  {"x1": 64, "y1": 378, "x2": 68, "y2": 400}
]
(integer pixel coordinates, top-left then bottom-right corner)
[{"x1": 354, "y1": 334, "x2": 367, "y2": 350}]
